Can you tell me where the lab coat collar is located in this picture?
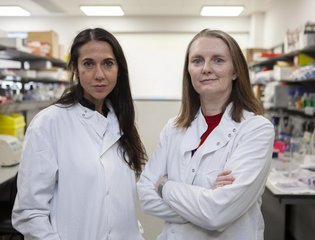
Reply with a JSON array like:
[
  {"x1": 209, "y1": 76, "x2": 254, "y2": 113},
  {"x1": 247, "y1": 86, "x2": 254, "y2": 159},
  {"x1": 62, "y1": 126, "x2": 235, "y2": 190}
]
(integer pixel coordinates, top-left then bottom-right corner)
[
  {"x1": 78, "y1": 96, "x2": 110, "y2": 117},
  {"x1": 76, "y1": 103, "x2": 108, "y2": 139},
  {"x1": 76, "y1": 101, "x2": 122, "y2": 142},
  {"x1": 180, "y1": 103, "x2": 238, "y2": 156}
]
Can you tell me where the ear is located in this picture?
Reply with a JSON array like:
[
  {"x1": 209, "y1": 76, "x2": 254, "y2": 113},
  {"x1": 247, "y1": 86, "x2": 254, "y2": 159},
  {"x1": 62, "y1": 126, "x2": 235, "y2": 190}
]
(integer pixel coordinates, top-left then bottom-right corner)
[{"x1": 232, "y1": 74, "x2": 237, "y2": 80}]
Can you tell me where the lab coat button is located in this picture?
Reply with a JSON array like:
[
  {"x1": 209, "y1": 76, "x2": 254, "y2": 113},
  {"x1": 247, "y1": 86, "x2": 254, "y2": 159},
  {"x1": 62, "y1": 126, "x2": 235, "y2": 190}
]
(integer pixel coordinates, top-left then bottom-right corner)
[
  {"x1": 216, "y1": 142, "x2": 220, "y2": 146},
  {"x1": 82, "y1": 113, "x2": 85, "y2": 117},
  {"x1": 233, "y1": 128, "x2": 236, "y2": 132},
  {"x1": 228, "y1": 133, "x2": 232, "y2": 137},
  {"x1": 192, "y1": 169, "x2": 195, "y2": 173}
]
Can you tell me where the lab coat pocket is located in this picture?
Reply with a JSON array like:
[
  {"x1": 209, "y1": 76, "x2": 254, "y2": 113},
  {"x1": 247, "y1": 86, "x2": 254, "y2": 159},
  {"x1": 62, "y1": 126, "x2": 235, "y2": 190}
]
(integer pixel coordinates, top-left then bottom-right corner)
[{"x1": 193, "y1": 169, "x2": 222, "y2": 189}]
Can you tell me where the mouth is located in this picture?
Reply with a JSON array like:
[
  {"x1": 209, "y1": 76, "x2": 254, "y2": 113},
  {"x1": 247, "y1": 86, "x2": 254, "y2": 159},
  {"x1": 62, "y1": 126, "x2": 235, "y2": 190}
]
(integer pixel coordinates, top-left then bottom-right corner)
[
  {"x1": 200, "y1": 78, "x2": 217, "y2": 82},
  {"x1": 93, "y1": 85, "x2": 106, "y2": 91}
]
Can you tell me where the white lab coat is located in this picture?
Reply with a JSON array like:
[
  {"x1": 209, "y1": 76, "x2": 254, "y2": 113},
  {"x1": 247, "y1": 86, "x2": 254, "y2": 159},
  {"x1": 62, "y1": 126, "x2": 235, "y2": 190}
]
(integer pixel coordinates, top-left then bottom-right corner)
[
  {"x1": 137, "y1": 103, "x2": 275, "y2": 240},
  {"x1": 12, "y1": 102, "x2": 141, "y2": 240}
]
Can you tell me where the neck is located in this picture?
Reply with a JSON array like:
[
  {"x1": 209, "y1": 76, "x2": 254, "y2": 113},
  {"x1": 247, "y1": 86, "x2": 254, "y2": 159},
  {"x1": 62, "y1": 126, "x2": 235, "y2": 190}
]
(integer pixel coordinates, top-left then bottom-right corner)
[
  {"x1": 95, "y1": 103, "x2": 103, "y2": 114},
  {"x1": 201, "y1": 105, "x2": 224, "y2": 116},
  {"x1": 200, "y1": 93, "x2": 230, "y2": 116}
]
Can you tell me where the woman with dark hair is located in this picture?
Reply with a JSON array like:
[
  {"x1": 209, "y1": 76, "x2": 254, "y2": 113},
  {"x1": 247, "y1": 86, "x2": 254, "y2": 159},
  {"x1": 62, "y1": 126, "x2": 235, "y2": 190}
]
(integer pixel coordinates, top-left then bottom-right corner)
[
  {"x1": 12, "y1": 28, "x2": 147, "y2": 240},
  {"x1": 137, "y1": 29, "x2": 274, "y2": 239}
]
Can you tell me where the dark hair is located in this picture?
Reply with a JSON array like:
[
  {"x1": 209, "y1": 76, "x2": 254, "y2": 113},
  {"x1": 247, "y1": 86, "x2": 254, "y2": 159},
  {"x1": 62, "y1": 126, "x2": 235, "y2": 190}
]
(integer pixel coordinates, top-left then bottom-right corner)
[
  {"x1": 175, "y1": 29, "x2": 263, "y2": 128},
  {"x1": 56, "y1": 28, "x2": 147, "y2": 176}
]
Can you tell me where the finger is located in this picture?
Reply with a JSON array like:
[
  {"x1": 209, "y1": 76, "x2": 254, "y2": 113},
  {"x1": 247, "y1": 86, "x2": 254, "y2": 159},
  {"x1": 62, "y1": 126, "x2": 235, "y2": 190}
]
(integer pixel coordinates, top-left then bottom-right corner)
[
  {"x1": 217, "y1": 170, "x2": 232, "y2": 177},
  {"x1": 216, "y1": 175, "x2": 235, "y2": 182}
]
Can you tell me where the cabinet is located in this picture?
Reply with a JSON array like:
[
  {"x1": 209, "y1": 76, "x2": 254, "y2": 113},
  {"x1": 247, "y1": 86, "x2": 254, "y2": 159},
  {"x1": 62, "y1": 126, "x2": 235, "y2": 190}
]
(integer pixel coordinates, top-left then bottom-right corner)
[{"x1": 0, "y1": 44, "x2": 68, "y2": 124}]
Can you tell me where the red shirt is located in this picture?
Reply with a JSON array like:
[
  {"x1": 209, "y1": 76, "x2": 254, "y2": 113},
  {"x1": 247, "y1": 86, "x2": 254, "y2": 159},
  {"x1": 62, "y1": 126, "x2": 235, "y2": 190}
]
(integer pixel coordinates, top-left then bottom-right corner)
[
  {"x1": 199, "y1": 113, "x2": 223, "y2": 146},
  {"x1": 192, "y1": 112, "x2": 223, "y2": 156}
]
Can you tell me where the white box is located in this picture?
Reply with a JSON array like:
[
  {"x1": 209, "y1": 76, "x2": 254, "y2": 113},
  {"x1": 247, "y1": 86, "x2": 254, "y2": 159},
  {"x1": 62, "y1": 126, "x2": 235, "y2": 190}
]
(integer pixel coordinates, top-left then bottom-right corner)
[
  {"x1": 273, "y1": 65, "x2": 296, "y2": 81},
  {"x1": 0, "y1": 59, "x2": 22, "y2": 69},
  {"x1": 0, "y1": 37, "x2": 25, "y2": 50}
]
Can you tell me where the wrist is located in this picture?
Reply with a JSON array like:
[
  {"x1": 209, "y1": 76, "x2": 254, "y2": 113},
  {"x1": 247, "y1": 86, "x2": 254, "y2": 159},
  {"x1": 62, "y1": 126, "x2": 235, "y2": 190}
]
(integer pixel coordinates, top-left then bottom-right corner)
[{"x1": 157, "y1": 179, "x2": 167, "y2": 198}]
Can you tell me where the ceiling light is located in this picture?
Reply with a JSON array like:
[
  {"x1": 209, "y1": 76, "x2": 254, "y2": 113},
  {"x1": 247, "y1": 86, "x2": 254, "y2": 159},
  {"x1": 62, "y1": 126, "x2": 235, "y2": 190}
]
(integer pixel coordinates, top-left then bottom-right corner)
[
  {"x1": 200, "y1": 6, "x2": 244, "y2": 17},
  {"x1": 0, "y1": 6, "x2": 30, "y2": 16},
  {"x1": 80, "y1": 6, "x2": 124, "y2": 16}
]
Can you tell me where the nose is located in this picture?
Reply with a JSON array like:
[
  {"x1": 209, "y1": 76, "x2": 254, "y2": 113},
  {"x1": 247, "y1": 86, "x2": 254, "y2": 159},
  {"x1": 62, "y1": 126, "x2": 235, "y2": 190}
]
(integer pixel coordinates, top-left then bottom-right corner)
[
  {"x1": 95, "y1": 64, "x2": 105, "y2": 80},
  {"x1": 202, "y1": 61, "x2": 212, "y2": 74}
]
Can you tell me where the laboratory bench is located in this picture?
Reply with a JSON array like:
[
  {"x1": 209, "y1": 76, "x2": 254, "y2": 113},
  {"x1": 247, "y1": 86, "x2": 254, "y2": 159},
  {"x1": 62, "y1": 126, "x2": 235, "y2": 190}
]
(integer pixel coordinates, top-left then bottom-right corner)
[
  {"x1": 0, "y1": 165, "x2": 19, "y2": 186},
  {"x1": 0, "y1": 164, "x2": 22, "y2": 239},
  {"x1": 262, "y1": 159, "x2": 315, "y2": 240}
]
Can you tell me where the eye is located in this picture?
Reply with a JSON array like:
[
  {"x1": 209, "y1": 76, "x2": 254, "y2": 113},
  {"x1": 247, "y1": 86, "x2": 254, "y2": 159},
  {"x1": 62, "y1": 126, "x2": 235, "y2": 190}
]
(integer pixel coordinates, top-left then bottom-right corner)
[
  {"x1": 213, "y1": 57, "x2": 224, "y2": 64},
  {"x1": 82, "y1": 60, "x2": 95, "y2": 69},
  {"x1": 191, "y1": 58, "x2": 203, "y2": 66},
  {"x1": 102, "y1": 59, "x2": 117, "y2": 69}
]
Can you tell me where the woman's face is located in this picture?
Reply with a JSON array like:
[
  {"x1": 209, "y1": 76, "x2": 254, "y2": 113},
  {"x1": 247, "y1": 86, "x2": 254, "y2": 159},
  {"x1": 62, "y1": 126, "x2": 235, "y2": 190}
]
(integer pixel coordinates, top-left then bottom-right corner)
[
  {"x1": 188, "y1": 36, "x2": 236, "y2": 103},
  {"x1": 77, "y1": 40, "x2": 118, "y2": 107}
]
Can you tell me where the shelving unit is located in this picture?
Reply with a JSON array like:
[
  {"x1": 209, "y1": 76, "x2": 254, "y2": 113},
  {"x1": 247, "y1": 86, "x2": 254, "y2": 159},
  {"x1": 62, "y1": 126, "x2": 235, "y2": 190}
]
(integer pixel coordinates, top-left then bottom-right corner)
[
  {"x1": 252, "y1": 45, "x2": 315, "y2": 240},
  {"x1": 0, "y1": 73, "x2": 68, "y2": 84},
  {"x1": 250, "y1": 45, "x2": 315, "y2": 115},
  {"x1": 0, "y1": 45, "x2": 68, "y2": 122},
  {"x1": 249, "y1": 45, "x2": 315, "y2": 69},
  {"x1": 0, "y1": 45, "x2": 66, "y2": 68},
  {"x1": 0, "y1": 100, "x2": 55, "y2": 113}
]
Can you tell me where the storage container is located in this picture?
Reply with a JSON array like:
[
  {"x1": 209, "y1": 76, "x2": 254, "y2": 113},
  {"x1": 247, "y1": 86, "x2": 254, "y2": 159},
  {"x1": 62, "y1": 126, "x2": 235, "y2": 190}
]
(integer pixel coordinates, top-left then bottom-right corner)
[{"x1": 0, "y1": 113, "x2": 25, "y2": 141}]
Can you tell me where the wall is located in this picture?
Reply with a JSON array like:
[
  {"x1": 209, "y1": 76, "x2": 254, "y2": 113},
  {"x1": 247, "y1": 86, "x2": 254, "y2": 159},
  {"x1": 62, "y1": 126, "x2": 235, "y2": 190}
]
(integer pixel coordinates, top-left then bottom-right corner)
[
  {"x1": 116, "y1": 32, "x2": 248, "y2": 99},
  {"x1": 263, "y1": 0, "x2": 315, "y2": 48},
  {"x1": 0, "y1": 16, "x2": 250, "y2": 50},
  {"x1": 134, "y1": 100, "x2": 180, "y2": 239},
  {"x1": 0, "y1": 16, "x2": 250, "y2": 99}
]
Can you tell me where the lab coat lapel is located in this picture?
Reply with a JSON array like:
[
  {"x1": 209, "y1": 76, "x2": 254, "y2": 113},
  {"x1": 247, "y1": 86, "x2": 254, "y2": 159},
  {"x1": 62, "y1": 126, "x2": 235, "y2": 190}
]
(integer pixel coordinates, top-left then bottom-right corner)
[
  {"x1": 180, "y1": 110, "x2": 207, "y2": 156},
  {"x1": 76, "y1": 103, "x2": 121, "y2": 156},
  {"x1": 198, "y1": 104, "x2": 238, "y2": 157},
  {"x1": 76, "y1": 103, "x2": 108, "y2": 138},
  {"x1": 100, "y1": 107, "x2": 121, "y2": 157},
  {"x1": 199, "y1": 120, "x2": 236, "y2": 156},
  {"x1": 183, "y1": 104, "x2": 238, "y2": 184}
]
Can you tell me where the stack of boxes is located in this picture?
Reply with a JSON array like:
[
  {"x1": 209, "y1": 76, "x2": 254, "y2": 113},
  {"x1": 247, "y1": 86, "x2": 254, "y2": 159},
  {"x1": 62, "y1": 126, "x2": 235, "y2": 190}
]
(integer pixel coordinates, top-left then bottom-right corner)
[{"x1": 27, "y1": 31, "x2": 61, "y2": 59}]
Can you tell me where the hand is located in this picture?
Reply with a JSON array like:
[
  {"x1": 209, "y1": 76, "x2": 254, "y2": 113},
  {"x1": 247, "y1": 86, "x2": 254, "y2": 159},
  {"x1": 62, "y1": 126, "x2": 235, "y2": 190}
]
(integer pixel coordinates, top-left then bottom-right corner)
[
  {"x1": 155, "y1": 175, "x2": 168, "y2": 198},
  {"x1": 212, "y1": 170, "x2": 235, "y2": 190},
  {"x1": 155, "y1": 175, "x2": 168, "y2": 191}
]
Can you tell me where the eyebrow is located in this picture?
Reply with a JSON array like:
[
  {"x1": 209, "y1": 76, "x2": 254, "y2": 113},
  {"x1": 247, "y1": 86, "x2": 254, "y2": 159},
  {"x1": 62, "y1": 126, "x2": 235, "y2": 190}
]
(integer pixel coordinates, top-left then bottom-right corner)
[
  {"x1": 189, "y1": 53, "x2": 226, "y2": 59},
  {"x1": 189, "y1": 54, "x2": 203, "y2": 59},
  {"x1": 81, "y1": 57, "x2": 116, "y2": 61},
  {"x1": 212, "y1": 54, "x2": 226, "y2": 58}
]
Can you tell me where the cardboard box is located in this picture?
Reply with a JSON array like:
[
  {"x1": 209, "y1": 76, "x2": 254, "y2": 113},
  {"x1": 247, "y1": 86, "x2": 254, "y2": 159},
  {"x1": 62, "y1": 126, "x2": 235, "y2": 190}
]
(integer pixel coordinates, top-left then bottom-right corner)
[
  {"x1": 27, "y1": 31, "x2": 59, "y2": 59},
  {"x1": 245, "y1": 48, "x2": 267, "y2": 64}
]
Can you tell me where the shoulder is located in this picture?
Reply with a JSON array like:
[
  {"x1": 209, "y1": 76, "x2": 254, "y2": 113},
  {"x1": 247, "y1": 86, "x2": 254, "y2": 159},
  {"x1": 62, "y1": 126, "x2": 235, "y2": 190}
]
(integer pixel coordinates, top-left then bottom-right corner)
[
  {"x1": 28, "y1": 104, "x2": 72, "y2": 130},
  {"x1": 158, "y1": 116, "x2": 186, "y2": 142},
  {"x1": 240, "y1": 110, "x2": 274, "y2": 133},
  {"x1": 163, "y1": 116, "x2": 180, "y2": 133}
]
